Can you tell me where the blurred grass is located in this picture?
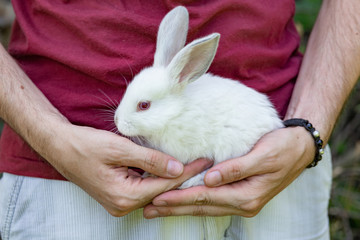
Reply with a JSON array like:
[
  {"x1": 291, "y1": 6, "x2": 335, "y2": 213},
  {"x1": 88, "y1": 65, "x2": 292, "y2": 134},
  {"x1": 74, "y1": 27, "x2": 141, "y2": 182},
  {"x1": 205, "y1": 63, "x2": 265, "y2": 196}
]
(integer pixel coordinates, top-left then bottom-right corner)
[
  {"x1": 1, "y1": 0, "x2": 360, "y2": 239},
  {"x1": 330, "y1": 84, "x2": 360, "y2": 240},
  {"x1": 294, "y1": 0, "x2": 322, "y2": 53}
]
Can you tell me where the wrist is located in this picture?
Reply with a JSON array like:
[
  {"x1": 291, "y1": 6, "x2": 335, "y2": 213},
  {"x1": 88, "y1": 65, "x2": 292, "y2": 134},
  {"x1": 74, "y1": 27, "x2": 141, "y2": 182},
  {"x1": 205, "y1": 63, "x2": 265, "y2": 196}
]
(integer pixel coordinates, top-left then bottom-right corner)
[
  {"x1": 291, "y1": 126, "x2": 317, "y2": 168},
  {"x1": 284, "y1": 109, "x2": 331, "y2": 145},
  {"x1": 283, "y1": 118, "x2": 324, "y2": 168},
  {"x1": 28, "y1": 116, "x2": 72, "y2": 167}
]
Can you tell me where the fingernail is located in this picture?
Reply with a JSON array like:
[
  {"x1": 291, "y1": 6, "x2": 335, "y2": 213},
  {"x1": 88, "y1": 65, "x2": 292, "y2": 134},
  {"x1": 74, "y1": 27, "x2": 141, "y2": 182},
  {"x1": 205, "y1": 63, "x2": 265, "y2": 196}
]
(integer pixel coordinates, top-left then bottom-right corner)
[
  {"x1": 167, "y1": 160, "x2": 183, "y2": 177},
  {"x1": 145, "y1": 209, "x2": 159, "y2": 219},
  {"x1": 204, "y1": 159, "x2": 215, "y2": 169},
  {"x1": 206, "y1": 171, "x2": 222, "y2": 186}
]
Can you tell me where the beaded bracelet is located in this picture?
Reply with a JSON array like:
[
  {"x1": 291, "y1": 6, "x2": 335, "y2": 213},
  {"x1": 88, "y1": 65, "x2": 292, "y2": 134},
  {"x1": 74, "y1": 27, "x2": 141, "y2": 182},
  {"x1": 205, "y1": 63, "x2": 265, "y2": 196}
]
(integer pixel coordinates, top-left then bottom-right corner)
[{"x1": 283, "y1": 118, "x2": 325, "y2": 168}]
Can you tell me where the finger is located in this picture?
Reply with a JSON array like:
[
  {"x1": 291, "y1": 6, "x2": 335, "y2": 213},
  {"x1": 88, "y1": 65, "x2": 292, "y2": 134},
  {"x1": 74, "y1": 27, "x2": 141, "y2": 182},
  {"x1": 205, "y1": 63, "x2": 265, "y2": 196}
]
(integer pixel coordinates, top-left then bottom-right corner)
[
  {"x1": 127, "y1": 168, "x2": 142, "y2": 177},
  {"x1": 152, "y1": 183, "x2": 247, "y2": 207},
  {"x1": 203, "y1": 154, "x2": 261, "y2": 187},
  {"x1": 152, "y1": 185, "x2": 214, "y2": 206},
  {"x1": 115, "y1": 158, "x2": 213, "y2": 212},
  {"x1": 149, "y1": 181, "x2": 264, "y2": 218},
  {"x1": 203, "y1": 136, "x2": 280, "y2": 187},
  {"x1": 143, "y1": 204, "x2": 242, "y2": 218},
  {"x1": 140, "y1": 158, "x2": 214, "y2": 194},
  {"x1": 119, "y1": 138, "x2": 185, "y2": 178}
]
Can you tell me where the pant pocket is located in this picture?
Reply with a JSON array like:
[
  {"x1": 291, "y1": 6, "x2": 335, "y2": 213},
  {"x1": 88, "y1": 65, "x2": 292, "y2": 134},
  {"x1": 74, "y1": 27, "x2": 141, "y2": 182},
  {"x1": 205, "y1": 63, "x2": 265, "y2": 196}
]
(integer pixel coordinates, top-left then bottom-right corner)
[{"x1": 0, "y1": 174, "x2": 24, "y2": 240}]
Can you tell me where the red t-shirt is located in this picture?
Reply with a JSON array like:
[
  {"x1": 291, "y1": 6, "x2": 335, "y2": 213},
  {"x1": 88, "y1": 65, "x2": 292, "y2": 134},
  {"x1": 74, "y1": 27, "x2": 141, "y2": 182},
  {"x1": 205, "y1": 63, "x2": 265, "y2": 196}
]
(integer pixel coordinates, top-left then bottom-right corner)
[{"x1": 0, "y1": 0, "x2": 302, "y2": 180}]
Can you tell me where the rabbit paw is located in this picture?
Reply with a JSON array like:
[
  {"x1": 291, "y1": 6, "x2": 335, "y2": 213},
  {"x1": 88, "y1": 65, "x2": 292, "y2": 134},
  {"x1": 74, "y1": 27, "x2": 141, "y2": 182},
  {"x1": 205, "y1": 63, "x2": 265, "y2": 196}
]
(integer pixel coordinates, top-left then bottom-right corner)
[{"x1": 178, "y1": 171, "x2": 207, "y2": 189}]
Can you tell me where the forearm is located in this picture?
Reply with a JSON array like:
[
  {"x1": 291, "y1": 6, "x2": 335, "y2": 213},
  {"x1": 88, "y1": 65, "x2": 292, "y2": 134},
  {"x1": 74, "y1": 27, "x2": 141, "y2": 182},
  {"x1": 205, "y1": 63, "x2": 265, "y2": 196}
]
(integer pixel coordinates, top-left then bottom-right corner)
[
  {"x1": 286, "y1": 0, "x2": 360, "y2": 144},
  {"x1": 0, "y1": 44, "x2": 70, "y2": 162}
]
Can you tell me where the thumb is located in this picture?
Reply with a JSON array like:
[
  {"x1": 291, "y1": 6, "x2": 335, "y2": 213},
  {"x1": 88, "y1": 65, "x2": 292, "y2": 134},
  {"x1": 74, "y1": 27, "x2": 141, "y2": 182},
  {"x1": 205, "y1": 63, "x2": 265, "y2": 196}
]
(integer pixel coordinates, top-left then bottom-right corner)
[
  {"x1": 120, "y1": 138, "x2": 184, "y2": 178},
  {"x1": 204, "y1": 151, "x2": 262, "y2": 187}
]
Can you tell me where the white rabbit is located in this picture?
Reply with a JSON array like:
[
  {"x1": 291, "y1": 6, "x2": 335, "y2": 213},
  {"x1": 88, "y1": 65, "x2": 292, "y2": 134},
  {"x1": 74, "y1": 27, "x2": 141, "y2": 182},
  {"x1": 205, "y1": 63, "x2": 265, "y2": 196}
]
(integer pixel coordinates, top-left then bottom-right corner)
[{"x1": 114, "y1": 6, "x2": 283, "y2": 189}]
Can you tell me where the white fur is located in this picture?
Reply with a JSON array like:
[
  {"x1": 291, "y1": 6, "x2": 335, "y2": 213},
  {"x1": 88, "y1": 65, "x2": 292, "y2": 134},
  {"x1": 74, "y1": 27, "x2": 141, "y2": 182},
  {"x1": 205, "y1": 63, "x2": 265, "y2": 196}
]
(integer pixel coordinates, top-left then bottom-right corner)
[{"x1": 114, "y1": 7, "x2": 283, "y2": 188}]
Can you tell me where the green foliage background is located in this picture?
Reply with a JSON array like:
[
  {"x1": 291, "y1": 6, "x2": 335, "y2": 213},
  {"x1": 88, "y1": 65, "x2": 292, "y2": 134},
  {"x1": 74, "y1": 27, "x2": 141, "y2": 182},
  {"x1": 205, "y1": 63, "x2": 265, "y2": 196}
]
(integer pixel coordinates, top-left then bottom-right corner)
[{"x1": 1, "y1": 0, "x2": 359, "y2": 239}]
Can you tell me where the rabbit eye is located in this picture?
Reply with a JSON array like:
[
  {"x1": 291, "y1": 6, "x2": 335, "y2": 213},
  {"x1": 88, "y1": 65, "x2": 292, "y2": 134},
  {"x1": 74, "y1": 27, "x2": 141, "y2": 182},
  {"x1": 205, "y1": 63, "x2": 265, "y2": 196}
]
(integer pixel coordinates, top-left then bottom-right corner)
[{"x1": 137, "y1": 101, "x2": 151, "y2": 111}]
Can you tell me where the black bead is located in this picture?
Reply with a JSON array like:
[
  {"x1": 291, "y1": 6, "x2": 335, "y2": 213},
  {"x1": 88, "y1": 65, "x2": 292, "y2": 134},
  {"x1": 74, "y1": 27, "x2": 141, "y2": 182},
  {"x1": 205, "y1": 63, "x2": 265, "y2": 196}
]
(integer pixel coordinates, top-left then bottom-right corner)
[{"x1": 316, "y1": 139, "x2": 323, "y2": 147}]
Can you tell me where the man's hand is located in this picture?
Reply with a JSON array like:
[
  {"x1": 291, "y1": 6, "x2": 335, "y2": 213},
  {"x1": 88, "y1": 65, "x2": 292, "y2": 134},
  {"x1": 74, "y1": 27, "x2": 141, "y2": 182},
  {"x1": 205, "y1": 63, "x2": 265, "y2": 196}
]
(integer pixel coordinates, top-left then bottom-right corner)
[
  {"x1": 143, "y1": 127, "x2": 314, "y2": 218},
  {"x1": 52, "y1": 124, "x2": 213, "y2": 217}
]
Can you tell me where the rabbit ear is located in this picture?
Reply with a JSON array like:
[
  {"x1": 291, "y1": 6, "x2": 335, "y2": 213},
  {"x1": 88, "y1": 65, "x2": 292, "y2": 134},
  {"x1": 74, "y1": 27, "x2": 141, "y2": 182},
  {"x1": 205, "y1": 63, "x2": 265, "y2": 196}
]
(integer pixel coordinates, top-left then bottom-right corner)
[
  {"x1": 167, "y1": 33, "x2": 220, "y2": 85},
  {"x1": 153, "y1": 6, "x2": 189, "y2": 67}
]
